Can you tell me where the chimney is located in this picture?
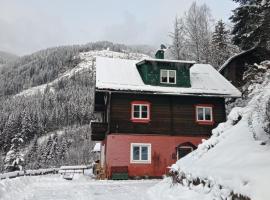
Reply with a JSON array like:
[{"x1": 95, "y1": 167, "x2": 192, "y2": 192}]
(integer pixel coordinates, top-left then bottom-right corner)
[{"x1": 155, "y1": 44, "x2": 167, "y2": 59}]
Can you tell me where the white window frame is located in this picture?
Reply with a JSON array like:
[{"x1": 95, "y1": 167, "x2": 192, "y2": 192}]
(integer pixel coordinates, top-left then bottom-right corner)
[
  {"x1": 130, "y1": 143, "x2": 151, "y2": 164},
  {"x1": 196, "y1": 106, "x2": 213, "y2": 122},
  {"x1": 131, "y1": 103, "x2": 150, "y2": 120},
  {"x1": 160, "y1": 69, "x2": 177, "y2": 84}
]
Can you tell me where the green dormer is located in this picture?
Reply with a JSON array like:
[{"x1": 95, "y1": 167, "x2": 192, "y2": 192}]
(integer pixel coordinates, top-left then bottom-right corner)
[{"x1": 136, "y1": 50, "x2": 195, "y2": 87}]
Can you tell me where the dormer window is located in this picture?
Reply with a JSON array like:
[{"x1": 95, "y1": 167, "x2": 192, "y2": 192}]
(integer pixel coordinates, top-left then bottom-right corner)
[{"x1": 160, "y1": 69, "x2": 176, "y2": 84}]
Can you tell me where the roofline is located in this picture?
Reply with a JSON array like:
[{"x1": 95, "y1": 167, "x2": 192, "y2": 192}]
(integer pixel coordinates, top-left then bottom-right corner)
[
  {"x1": 95, "y1": 88, "x2": 241, "y2": 98},
  {"x1": 219, "y1": 47, "x2": 257, "y2": 73},
  {"x1": 136, "y1": 58, "x2": 196, "y2": 66}
]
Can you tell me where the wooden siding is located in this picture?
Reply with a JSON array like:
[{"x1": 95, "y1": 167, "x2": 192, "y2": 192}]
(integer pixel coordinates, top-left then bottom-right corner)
[{"x1": 109, "y1": 93, "x2": 226, "y2": 136}]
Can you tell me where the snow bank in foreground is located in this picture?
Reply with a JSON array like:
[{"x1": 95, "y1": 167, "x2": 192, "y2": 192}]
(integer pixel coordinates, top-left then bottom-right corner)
[
  {"x1": 157, "y1": 68, "x2": 270, "y2": 200},
  {"x1": 0, "y1": 177, "x2": 32, "y2": 199}
]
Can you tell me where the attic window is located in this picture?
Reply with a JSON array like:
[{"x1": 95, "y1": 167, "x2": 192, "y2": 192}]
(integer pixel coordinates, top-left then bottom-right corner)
[{"x1": 160, "y1": 69, "x2": 176, "y2": 84}]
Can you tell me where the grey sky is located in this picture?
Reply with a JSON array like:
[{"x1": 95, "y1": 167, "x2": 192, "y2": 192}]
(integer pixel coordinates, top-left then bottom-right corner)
[{"x1": 0, "y1": 0, "x2": 237, "y2": 56}]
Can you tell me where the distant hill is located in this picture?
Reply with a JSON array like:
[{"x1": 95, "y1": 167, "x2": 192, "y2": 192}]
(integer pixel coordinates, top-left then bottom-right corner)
[
  {"x1": 0, "y1": 41, "x2": 154, "y2": 172},
  {"x1": 0, "y1": 51, "x2": 18, "y2": 66}
]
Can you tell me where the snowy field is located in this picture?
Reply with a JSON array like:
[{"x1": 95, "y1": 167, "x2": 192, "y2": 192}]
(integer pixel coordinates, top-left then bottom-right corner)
[{"x1": 0, "y1": 175, "x2": 213, "y2": 200}]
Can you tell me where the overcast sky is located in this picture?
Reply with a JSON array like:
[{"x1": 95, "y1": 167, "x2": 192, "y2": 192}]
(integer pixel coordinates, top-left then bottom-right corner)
[{"x1": 0, "y1": 0, "x2": 237, "y2": 56}]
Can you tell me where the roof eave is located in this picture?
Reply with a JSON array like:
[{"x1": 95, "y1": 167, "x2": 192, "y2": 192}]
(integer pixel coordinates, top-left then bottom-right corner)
[{"x1": 95, "y1": 88, "x2": 241, "y2": 98}]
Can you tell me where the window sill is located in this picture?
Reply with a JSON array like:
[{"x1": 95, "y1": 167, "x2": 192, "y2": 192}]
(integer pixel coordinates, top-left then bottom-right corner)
[
  {"x1": 130, "y1": 119, "x2": 150, "y2": 123},
  {"x1": 196, "y1": 121, "x2": 214, "y2": 125},
  {"x1": 130, "y1": 160, "x2": 151, "y2": 164}
]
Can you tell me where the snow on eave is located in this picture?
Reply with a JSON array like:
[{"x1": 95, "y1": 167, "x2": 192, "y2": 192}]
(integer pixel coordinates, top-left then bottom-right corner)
[
  {"x1": 95, "y1": 88, "x2": 241, "y2": 98},
  {"x1": 136, "y1": 58, "x2": 196, "y2": 65}
]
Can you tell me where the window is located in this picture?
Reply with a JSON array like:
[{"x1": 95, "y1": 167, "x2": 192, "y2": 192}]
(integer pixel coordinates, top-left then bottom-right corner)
[
  {"x1": 130, "y1": 143, "x2": 151, "y2": 163},
  {"x1": 196, "y1": 105, "x2": 214, "y2": 125},
  {"x1": 131, "y1": 101, "x2": 150, "y2": 123},
  {"x1": 177, "y1": 146, "x2": 193, "y2": 160},
  {"x1": 160, "y1": 69, "x2": 176, "y2": 84}
]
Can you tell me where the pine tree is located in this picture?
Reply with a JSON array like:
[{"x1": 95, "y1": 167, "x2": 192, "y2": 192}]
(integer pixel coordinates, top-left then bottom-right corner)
[
  {"x1": 230, "y1": 0, "x2": 270, "y2": 50},
  {"x1": 21, "y1": 110, "x2": 34, "y2": 141},
  {"x1": 2, "y1": 114, "x2": 21, "y2": 152},
  {"x1": 58, "y1": 137, "x2": 68, "y2": 164},
  {"x1": 4, "y1": 133, "x2": 24, "y2": 171},
  {"x1": 44, "y1": 136, "x2": 53, "y2": 165},
  {"x1": 210, "y1": 20, "x2": 237, "y2": 69},
  {"x1": 25, "y1": 136, "x2": 39, "y2": 169},
  {"x1": 49, "y1": 134, "x2": 59, "y2": 167}
]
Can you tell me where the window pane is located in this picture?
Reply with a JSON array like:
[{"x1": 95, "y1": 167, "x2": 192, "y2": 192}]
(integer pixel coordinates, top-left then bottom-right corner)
[
  {"x1": 134, "y1": 105, "x2": 140, "y2": 112},
  {"x1": 197, "y1": 108, "x2": 204, "y2": 120},
  {"x1": 133, "y1": 146, "x2": 140, "y2": 160},
  {"x1": 141, "y1": 111, "x2": 148, "y2": 118},
  {"x1": 205, "y1": 108, "x2": 211, "y2": 120},
  {"x1": 161, "y1": 70, "x2": 168, "y2": 83},
  {"x1": 141, "y1": 105, "x2": 148, "y2": 112},
  {"x1": 169, "y1": 70, "x2": 175, "y2": 77},
  {"x1": 133, "y1": 111, "x2": 140, "y2": 118},
  {"x1": 161, "y1": 76, "x2": 167, "y2": 83},
  {"x1": 141, "y1": 146, "x2": 148, "y2": 160},
  {"x1": 169, "y1": 76, "x2": 175, "y2": 83}
]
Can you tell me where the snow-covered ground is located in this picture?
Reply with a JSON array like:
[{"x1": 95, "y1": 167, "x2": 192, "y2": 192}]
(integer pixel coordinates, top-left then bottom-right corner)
[
  {"x1": 0, "y1": 175, "x2": 217, "y2": 200},
  {"x1": 0, "y1": 175, "x2": 159, "y2": 200}
]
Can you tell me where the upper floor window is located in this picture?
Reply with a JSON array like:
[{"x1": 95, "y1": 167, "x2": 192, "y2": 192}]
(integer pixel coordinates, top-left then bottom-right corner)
[
  {"x1": 196, "y1": 105, "x2": 214, "y2": 125},
  {"x1": 160, "y1": 69, "x2": 176, "y2": 84},
  {"x1": 131, "y1": 101, "x2": 150, "y2": 123}
]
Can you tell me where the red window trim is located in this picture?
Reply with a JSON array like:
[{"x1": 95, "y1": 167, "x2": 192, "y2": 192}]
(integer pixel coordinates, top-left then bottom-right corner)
[
  {"x1": 131, "y1": 101, "x2": 151, "y2": 123},
  {"x1": 195, "y1": 104, "x2": 214, "y2": 125}
]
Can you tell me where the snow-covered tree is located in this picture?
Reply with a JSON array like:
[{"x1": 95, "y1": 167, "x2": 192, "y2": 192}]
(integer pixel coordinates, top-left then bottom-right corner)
[
  {"x1": 184, "y1": 2, "x2": 213, "y2": 63},
  {"x1": 4, "y1": 133, "x2": 24, "y2": 171},
  {"x1": 2, "y1": 114, "x2": 21, "y2": 152},
  {"x1": 210, "y1": 20, "x2": 239, "y2": 69},
  {"x1": 230, "y1": 0, "x2": 270, "y2": 50},
  {"x1": 25, "y1": 136, "x2": 39, "y2": 169},
  {"x1": 169, "y1": 17, "x2": 187, "y2": 60}
]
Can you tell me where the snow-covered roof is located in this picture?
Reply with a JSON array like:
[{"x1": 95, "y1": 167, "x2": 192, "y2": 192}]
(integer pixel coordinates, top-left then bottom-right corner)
[
  {"x1": 219, "y1": 47, "x2": 256, "y2": 73},
  {"x1": 92, "y1": 143, "x2": 101, "y2": 152},
  {"x1": 95, "y1": 56, "x2": 241, "y2": 98}
]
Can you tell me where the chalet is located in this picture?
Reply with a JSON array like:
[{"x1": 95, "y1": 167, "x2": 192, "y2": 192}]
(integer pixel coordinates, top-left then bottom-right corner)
[
  {"x1": 219, "y1": 47, "x2": 270, "y2": 87},
  {"x1": 91, "y1": 50, "x2": 241, "y2": 179}
]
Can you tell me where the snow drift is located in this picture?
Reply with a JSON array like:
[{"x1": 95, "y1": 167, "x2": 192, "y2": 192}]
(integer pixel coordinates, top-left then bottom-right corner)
[{"x1": 151, "y1": 62, "x2": 270, "y2": 200}]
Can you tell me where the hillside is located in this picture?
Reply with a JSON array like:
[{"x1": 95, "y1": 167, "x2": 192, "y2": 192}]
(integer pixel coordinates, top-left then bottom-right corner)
[
  {"x1": 0, "y1": 41, "x2": 153, "y2": 172},
  {"x1": 150, "y1": 61, "x2": 270, "y2": 199},
  {"x1": 0, "y1": 51, "x2": 18, "y2": 67}
]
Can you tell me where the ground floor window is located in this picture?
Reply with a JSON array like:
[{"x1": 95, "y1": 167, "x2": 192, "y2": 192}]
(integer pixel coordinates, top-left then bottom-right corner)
[{"x1": 130, "y1": 143, "x2": 151, "y2": 164}]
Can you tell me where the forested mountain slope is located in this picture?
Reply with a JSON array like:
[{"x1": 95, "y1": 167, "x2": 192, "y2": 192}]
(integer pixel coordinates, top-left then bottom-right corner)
[
  {"x1": 0, "y1": 41, "x2": 153, "y2": 172},
  {"x1": 0, "y1": 51, "x2": 18, "y2": 67}
]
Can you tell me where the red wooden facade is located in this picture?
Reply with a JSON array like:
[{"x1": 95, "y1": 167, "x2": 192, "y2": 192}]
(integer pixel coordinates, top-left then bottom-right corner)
[{"x1": 91, "y1": 53, "x2": 240, "y2": 179}]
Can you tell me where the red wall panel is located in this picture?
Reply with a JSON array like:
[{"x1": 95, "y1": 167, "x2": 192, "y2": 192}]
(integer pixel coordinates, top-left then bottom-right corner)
[{"x1": 104, "y1": 134, "x2": 205, "y2": 178}]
